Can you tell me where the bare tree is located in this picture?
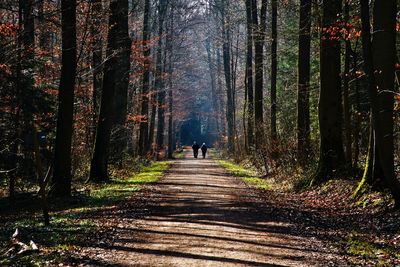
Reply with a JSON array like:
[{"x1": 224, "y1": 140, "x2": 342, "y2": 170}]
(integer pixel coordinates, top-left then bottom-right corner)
[{"x1": 50, "y1": 0, "x2": 77, "y2": 196}]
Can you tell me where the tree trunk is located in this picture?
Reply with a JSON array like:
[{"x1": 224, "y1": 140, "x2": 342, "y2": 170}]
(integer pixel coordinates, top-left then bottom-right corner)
[
  {"x1": 22, "y1": 0, "x2": 35, "y2": 60},
  {"x1": 230, "y1": 29, "x2": 239, "y2": 148},
  {"x1": 138, "y1": 0, "x2": 151, "y2": 156},
  {"x1": 356, "y1": 0, "x2": 400, "y2": 206},
  {"x1": 352, "y1": 48, "x2": 361, "y2": 168},
  {"x1": 89, "y1": 0, "x2": 124, "y2": 182},
  {"x1": 167, "y1": 66, "x2": 174, "y2": 159},
  {"x1": 343, "y1": 1, "x2": 352, "y2": 168},
  {"x1": 311, "y1": 0, "x2": 344, "y2": 185},
  {"x1": 371, "y1": 0, "x2": 400, "y2": 206},
  {"x1": 113, "y1": 0, "x2": 131, "y2": 161},
  {"x1": 9, "y1": 0, "x2": 25, "y2": 203},
  {"x1": 297, "y1": 0, "x2": 311, "y2": 166},
  {"x1": 38, "y1": 0, "x2": 49, "y2": 49},
  {"x1": 21, "y1": 0, "x2": 36, "y2": 181},
  {"x1": 253, "y1": 0, "x2": 266, "y2": 149},
  {"x1": 148, "y1": 91, "x2": 157, "y2": 153},
  {"x1": 91, "y1": 0, "x2": 103, "y2": 142},
  {"x1": 221, "y1": 1, "x2": 235, "y2": 153},
  {"x1": 216, "y1": 47, "x2": 226, "y2": 143},
  {"x1": 206, "y1": 39, "x2": 220, "y2": 137},
  {"x1": 155, "y1": 0, "x2": 168, "y2": 152},
  {"x1": 50, "y1": 0, "x2": 76, "y2": 196},
  {"x1": 270, "y1": 0, "x2": 277, "y2": 140},
  {"x1": 167, "y1": 4, "x2": 175, "y2": 159},
  {"x1": 33, "y1": 125, "x2": 50, "y2": 226},
  {"x1": 245, "y1": 0, "x2": 254, "y2": 150}
]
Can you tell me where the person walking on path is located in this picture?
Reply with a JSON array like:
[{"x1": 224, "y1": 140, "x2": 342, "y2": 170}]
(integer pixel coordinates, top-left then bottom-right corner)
[
  {"x1": 192, "y1": 141, "x2": 200, "y2": 158},
  {"x1": 201, "y1": 143, "x2": 208, "y2": 159}
]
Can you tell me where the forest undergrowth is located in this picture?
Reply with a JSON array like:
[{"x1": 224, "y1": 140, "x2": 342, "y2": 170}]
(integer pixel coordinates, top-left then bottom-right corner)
[
  {"x1": 0, "y1": 159, "x2": 171, "y2": 266},
  {"x1": 211, "y1": 149, "x2": 400, "y2": 266}
]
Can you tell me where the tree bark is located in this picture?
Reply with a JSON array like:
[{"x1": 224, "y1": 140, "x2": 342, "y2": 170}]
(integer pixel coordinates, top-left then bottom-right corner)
[
  {"x1": 33, "y1": 125, "x2": 50, "y2": 226},
  {"x1": 206, "y1": 38, "x2": 220, "y2": 143},
  {"x1": 252, "y1": 0, "x2": 266, "y2": 148},
  {"x1": 356, "y1": 0, "x2": 400, "y2": 206},
  {"x1": 138, "y1": 0, "x2": 151, "y2": 156},
  {"x1": 90, "y1": 0, "x2": 103, "y2": 142},
  {"x1": 270, "y1": 0, "x2": 278, "y2": 140},
  {"x1": 221, "y1": 0, "x2": 235, "y2": 152},
  {"x1": 343, "y1": 1, "x2": 352, "y2": 168},
  {"x1": 21, "y1": 0, "x2": 35, "y2": 178},
  {"x1": 148, "y1": 90, "x2": 157, "y2": 153},
  {"x1": 351, "y1": 48, "x2": 361, "y2": 168},
  {"x1": 50, "y1": 0, "x2": 76, "y2": 196},
  {"x1": 297, "y1": 0, "x2": 311, "y2": 166},
  {"x1": 113, "y1": 0, "x2": 131, "y2": 161},
  {"x1": 311, "y1": 0, "x2": 345, "y2": 185},
  {"x1": 89, "y1": 0, "x2": 125, "y2": 182},
  {"x1": 167, "y1": 64, "x2": 174, "y2": 159},
  {"x1": 167, "y1": 4, "x2": 175, "y2": 159},
  {"x1": 22, "y1": 0, "x2": 35, "y2": 60},
  {"x1": 216, "y1": 47, "x2": 226, "y2": 143},
  {"x1": 245, "y1": 0, "x2": 254, "y2": 150},
  {"x1": 156, "y1": 0, "x2": 168, "y2": 152}
]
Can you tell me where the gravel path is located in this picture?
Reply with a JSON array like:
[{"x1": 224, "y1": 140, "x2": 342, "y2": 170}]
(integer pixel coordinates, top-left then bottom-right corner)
[{"x1": 79, "y1": 152, "x2": 344, "y2": 266}]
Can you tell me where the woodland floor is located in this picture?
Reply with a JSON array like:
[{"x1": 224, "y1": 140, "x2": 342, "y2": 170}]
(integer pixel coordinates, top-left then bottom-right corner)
[
  {"x1": 2, "y1": 150, "x2": 400, "y2": 266},
  {"x1": 67, "y1": 151, "x2": 347, "y2": 266}
]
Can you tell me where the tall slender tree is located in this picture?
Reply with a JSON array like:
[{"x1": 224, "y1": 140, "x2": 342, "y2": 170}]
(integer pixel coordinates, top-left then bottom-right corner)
[
  {"x1": 371, "y1": 0, "x2": 400, "y2": 206},
  {"x1": 90, "y1": 0, "x2": 103, "y2": 141},
  {"x1": 21, "y1": 0, "x2": 35, "y2": 142},
  {"x1": 50, "y1": 0, "x2": 77, "y2": 196},
  {"x1": 342, "y1": 0, "x2": 352, "y2": 168},
  {"x1": 89, "y1": 0, "x2": 129, "y2": 182},
  {"x1": 352, "y1": 49, "x2": 362, "y2": 168},
  {"x1": 205, "y1": 38, "x2": 220, "y2": 141},
  {"x1": 253, "y1": 0, "x2": 267, "y2": 148},
  {"x1": 216, "y1": 47, "x2": 226, "y2": 140},
  {"x1": 245, "y1": 0, "x2": 254, "y2": 150},
  {"x1": 221, "y1": 0, "x2": 235, "y2": 152},
  {"x1": 167, "y1": 3, "x2": 175, "y2": 159},
  {"x1": 270, "y1": 0, "x2": 278, "y2": 140},
  {"x1": 355, "y1": 0, "x2": 400, "y2": 206},
  {"x1": 138, "y1": 0, "x2": 151, "y2": 155},
  {"x1": 148, "y1": 89, "x2": 157, "y2": 151},
  {"x1": 297, "y1": 0, "x2": 311, "y2": 166},
  {"x1": 156, "y1": 0, "x2": 168, "y2": 152},
  {"x1": 311, "y1": 0, "x2": 344, "y2": 185},
  {"x1": 113, "y1": 0, "x2": 131, "y2": 159}
]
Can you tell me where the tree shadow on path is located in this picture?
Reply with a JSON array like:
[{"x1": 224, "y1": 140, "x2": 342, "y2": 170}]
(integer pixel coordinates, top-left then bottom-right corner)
[{"x1": 73, "y1": 157, "x2": 347, "y2": 266}]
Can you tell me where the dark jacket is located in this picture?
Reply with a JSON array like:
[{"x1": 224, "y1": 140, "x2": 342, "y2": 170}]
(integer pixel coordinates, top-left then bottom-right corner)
[
  {"x1": 192, "y1": 144, "x2": 200, "y2": 151},
  {"x1": 201, "y1": 145, "x2": 208, "y2": 152}
]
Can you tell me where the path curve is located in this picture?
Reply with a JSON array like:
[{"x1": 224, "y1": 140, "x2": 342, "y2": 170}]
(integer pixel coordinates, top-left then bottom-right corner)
[{"x1": 81, "y1": 152, "x2": 343, "y2": 266}]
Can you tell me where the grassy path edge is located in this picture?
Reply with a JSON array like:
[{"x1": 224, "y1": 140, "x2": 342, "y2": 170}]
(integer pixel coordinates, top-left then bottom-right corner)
[
  {"x1": 0, "y1": 160, "x2": 172, "y2": 266},
  {"x1": 209, "y1": 150, "x2": 271, "y2": 190}
]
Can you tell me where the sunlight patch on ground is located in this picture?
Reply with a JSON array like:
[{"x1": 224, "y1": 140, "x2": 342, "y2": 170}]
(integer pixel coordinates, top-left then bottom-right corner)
[
  {"x1": 0, "y1": 161, "x2": 172, "y2": 266},
  {"x1": 216, "y1": 160, "x2": 271, "y2": 190}
]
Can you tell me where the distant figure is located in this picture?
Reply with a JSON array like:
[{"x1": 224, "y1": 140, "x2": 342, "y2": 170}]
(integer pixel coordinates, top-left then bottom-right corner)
[
  {"x1": 201, "y1": 143, "x2": 208, "y2": 159},
  {"x1": 192, "y1": 141, "x2": 200, "y2": 158}
]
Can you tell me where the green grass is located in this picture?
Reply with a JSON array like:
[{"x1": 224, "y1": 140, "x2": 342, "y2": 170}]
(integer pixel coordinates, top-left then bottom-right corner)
[
  {"x1": 242, "y1": 177, "x2": 271, "y2": 190},
  {"x1": 345, "y1": 234, "x2": 400, "y2": 266},
  {"x1": 87, "y1": 161, "x2": 170, "y2": 205},
  {"x1": 208, "y1": 148, "x2": 219, "y2": 158},
  {"x1": 173, "y1": 151, "x2": 186, "y2": 159},
  {"x1": 0, "y1": 161, "x2": 171, "y2": 266},
  {"x1": 216, "y1": 160, "x2": 271, "y2": 190}
]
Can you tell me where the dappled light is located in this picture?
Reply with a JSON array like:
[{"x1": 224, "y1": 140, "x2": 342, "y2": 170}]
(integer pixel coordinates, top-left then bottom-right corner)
[{"x1": 1, "y1": 0, "x2": 400, "y2": 265}]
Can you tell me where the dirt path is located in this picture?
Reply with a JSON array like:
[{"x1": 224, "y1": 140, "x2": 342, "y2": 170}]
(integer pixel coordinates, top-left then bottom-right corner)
[{"x1": 78, "y1": 152, "x2": 344, "y2": 266}]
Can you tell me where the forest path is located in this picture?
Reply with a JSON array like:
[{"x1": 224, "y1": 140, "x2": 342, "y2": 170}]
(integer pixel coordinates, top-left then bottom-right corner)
[{"x1": 79, "y1": 151, "x2": 343, "y2": 266}]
